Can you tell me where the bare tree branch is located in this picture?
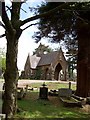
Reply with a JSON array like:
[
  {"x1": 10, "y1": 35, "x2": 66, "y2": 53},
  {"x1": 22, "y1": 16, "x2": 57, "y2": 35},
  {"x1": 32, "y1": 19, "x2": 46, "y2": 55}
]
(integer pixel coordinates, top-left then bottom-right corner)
[
  {"x1": 11, "y1": 2, "x2": 22, "y2": 21},
  {"x1": 2, "y1": 2, "x2": 13, "y2": 33},
  {"x1": 0, "y1": 21, "x2": 6, "y2": 29},
  {"x1": 21, "y1": 8, "x2": 27, "y2": 13},
  {"x1": 11, "y1": 2, "x2": 22, "y2": 29},
  {"x1": 6, "y1": 6, "x2": 12, "y2": 13},
  {"x1": 0, "y1": 34, "x2": 5, "y2": 38},
  {"x1": 21, "y1": 2, "x2": 73, "y2": 26},
  {"x1": 73, "y1": 11, "x2": 89, "y2": 25},
  {"x1": 22, "y1": 22, "x2": 39, "y2": 31}
]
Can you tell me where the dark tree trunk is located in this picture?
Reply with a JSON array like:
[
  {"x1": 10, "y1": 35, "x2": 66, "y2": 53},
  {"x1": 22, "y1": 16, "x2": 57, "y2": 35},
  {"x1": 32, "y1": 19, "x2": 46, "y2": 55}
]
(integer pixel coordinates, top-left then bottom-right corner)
[
  {"x1": 75, "y1": 22, "x2": 90, "y2": 97},
  {"x1": 2, "y1": 31, "x2": 19, "y2": 118}
]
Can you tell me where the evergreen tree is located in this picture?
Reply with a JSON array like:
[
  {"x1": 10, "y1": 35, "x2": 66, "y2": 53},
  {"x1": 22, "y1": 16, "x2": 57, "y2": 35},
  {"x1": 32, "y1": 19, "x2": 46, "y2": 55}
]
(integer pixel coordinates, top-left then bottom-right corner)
[
  {"x1": 33, "y1": 43, "x2": 52, "y2": 56},
  {"x1": 33, "y1": 2, "x2": 90, "y2": 97}
]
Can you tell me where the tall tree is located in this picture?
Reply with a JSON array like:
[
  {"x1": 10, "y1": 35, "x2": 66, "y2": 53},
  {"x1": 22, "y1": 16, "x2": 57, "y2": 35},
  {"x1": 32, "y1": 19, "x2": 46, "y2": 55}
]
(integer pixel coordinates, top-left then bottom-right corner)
[
  {"x1": 33, "y1": 2, "x2": 90, "y2": 97},
  {"x1": 33, "y1": 43, "x2": 52, "y2": 56},
  {"x1": 65, "y1": 37, "x2": 78, "y2": 80},
  {"x1": 76, "y1": 20, "x2": 90, "y2": 97},
  {"x1": 0, "y1": 1, "x2": 76, "y2": 117}
]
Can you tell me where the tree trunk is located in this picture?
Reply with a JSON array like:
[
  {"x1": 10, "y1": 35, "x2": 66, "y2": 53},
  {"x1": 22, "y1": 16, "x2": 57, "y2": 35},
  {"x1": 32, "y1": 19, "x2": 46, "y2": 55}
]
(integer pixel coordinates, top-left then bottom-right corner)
[
  {"x1": 75, "y1": 22, "x2": 90, "y2": 97},
  {"x1": 2, "y1": 31, "x2": 18, "y2": 118}
]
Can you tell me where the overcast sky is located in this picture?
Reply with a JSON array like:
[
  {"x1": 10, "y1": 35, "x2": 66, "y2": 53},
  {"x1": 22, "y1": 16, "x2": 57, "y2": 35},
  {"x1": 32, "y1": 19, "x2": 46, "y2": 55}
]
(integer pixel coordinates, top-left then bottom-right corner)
[{"x1": 0, "y1": 0, "x2": 61, "y2": 71}]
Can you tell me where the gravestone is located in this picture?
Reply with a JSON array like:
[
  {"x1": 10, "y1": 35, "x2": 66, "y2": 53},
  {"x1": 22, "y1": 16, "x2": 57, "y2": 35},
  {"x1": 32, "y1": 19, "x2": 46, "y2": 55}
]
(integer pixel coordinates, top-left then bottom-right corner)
[
  {"x1": 17, "y1": 88, "x2": 25, "y2": 100},
  {"x1": 58, "y1": 88, "x2": 83, "y2": 107},
  {"x1": 69, "y1": 82, "x2": 71, "y2": 89},
  {"x1": 39, "y1": 82, "x2": 48, "y2": 99},
  {"x1": 58, "y1": 88, "x2": 72, "y2": 98}
]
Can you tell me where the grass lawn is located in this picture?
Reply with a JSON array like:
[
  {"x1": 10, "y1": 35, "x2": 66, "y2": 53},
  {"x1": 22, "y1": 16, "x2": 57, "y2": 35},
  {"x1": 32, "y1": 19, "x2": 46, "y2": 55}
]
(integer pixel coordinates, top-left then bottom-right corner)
[
  {"x1": 1, "y1": 79, "x2": 90, "y2": 119},
  {"x1": 15, "y1": 82, "x2": 90, "y2": 119},
  {"x1": 15, "y1": 92, "x2": 90, "y2": 119},
  {"x1": 0, "y1": 79, "x2": 3, "y2": 81},
  {"x1": 26, "y1": 81, "x2": 76, "y2": 91}
]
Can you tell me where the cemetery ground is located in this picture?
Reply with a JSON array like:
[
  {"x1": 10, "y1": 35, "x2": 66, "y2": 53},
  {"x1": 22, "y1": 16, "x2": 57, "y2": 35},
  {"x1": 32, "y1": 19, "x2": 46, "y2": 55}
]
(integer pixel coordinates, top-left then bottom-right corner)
[{"x1": 0, "y1": 79, "x2": 90, "y2": 119}]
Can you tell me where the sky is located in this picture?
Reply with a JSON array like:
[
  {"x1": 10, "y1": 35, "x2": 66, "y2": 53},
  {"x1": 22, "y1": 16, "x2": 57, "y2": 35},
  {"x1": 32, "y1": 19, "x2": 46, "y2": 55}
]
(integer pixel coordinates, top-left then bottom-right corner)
[{"x1": 0, "y1": 0, "x2": 61, "y2": 71}]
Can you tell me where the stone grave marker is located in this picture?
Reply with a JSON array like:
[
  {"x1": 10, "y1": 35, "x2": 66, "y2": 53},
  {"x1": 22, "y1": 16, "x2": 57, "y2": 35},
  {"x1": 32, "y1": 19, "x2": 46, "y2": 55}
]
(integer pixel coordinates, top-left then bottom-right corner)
[
  {"x1": 39, "y1": 82, "x2": 48, "y2": 100},
  {"x1": 58, "y1": 88, "x2": 72, "y2": 98}
]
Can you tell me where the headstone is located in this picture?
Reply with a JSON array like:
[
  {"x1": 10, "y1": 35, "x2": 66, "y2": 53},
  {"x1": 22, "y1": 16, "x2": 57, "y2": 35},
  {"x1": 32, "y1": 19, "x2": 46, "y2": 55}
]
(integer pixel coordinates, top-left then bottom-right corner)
[
  {"x1": 17, "y1": 88, "x2": 25, "y2": 100},
  {"x1": 39, "y1": 82, "x2": 48, "y2": 99},
  {"x1": 58, "y1": 88, "x2": 72, "y2": 98},
  {"x1": 25, "y1": 85, "x2": 28, "y2": 92},
  {"x1": 49, "y1": 89, "x2": 58, "y2": 96},
  {"x1": 69, "y1": 82, "x2": 71, "y2": 89}
]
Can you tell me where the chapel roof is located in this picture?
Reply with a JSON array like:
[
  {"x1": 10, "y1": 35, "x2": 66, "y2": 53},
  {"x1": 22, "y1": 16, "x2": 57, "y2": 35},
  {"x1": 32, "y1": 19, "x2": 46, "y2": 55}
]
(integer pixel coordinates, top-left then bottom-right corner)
[
  {"x1": 29, "y1": 54, "x2": 41, "y2": 69},
  {"x1": 37, "y1": 51, "x2": 59, "y2": 66},
  {"x1": 28, "y1": 48, "x2": 66, "y2": 69}
]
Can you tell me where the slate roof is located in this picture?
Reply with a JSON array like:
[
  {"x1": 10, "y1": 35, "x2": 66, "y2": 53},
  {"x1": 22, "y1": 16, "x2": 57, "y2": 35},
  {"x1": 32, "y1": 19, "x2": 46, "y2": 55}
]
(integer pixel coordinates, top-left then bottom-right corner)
[
  {"x1": 37, "y1": 51, "x2": 59, "y2": 66},
  {"x1": 29, "y1": 54, "x2": 41, "y2": 69},
  {"x1": 29, "y1": 49, "x2": 66, "y2": 68}
]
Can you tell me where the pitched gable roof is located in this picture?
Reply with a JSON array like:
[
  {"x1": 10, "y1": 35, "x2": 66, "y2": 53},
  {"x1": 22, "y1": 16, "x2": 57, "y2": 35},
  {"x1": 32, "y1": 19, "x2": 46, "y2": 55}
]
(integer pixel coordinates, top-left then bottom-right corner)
[
  {"x1": 37, "y1": 51, "x2": 59, "y2": 66},
  {"x1": 28, "y1": 49, "x2": 66, "y2": 69},
  {"x1": 29, "y1": 54, "x2": 41, "y2": 69}
]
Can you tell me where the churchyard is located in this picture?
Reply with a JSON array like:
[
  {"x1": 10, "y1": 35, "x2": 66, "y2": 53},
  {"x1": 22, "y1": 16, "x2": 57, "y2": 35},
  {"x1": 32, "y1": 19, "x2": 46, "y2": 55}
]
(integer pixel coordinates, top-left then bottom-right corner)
[
  {"x1": 0, "y1": 79, "x2": 90, "y2": 119},
  {"x1": 16, "y1": 80, "x2": 90, "y2": 119}
]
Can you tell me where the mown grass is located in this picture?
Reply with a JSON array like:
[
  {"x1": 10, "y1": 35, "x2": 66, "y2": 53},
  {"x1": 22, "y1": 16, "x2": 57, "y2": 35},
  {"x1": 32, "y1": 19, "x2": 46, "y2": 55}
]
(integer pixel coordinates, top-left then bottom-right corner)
[
  {"x1": 17, "y1": 100, "x2": 90, "y2": 118},
  {"x1": 0, "y1": 78, "x2": 4, "y2": 82},
  {"x1": 15, "y1": 92, "x2": 90, "y2": 119},
  {"x1": 1, "y1": 79, "x2": 90, "y2": 119},
  {"x1": 28, "y1": 81, "x2": 76, "y2": 91},
  {"x1": 15, "y1": 81, "x2": 90, "y2": 119}
]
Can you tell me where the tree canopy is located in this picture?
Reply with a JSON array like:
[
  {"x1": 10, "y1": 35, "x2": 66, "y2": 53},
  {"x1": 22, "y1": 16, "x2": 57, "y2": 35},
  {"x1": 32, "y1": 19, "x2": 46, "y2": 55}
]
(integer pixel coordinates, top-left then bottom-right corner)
[
  {"x1": 33, "y1": 2, "x2": 90, "y2": 43},
  {"x1": 33, "y1": 43, "x2": 53, "y2": 55},
  {"x1": 33, "y1": 2, "x2": 90, "y2": 82},
  {"x1": 33, "y1": 2, "x2": 90, "y2": 57}
]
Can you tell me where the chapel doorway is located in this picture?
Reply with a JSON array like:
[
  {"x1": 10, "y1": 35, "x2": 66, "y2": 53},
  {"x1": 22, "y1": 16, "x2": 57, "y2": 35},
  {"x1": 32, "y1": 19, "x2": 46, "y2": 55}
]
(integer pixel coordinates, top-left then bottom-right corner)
[
  {"x1": 45, "y1": 68, "x2": 49, "y2": 79},
  {"x1": 54, "y1": 63, "x2": 62, "y2": 80}
]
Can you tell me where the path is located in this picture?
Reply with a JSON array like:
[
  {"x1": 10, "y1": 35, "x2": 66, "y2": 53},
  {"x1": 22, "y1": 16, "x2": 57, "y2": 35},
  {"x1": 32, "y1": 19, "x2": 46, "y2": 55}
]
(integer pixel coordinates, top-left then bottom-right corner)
[
  {"x1": 0, "y1": 79, "x2": 76, "y2": 90},
  {"x1": 18, "y1": 79, "x2": 76, "y2": 87}
]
